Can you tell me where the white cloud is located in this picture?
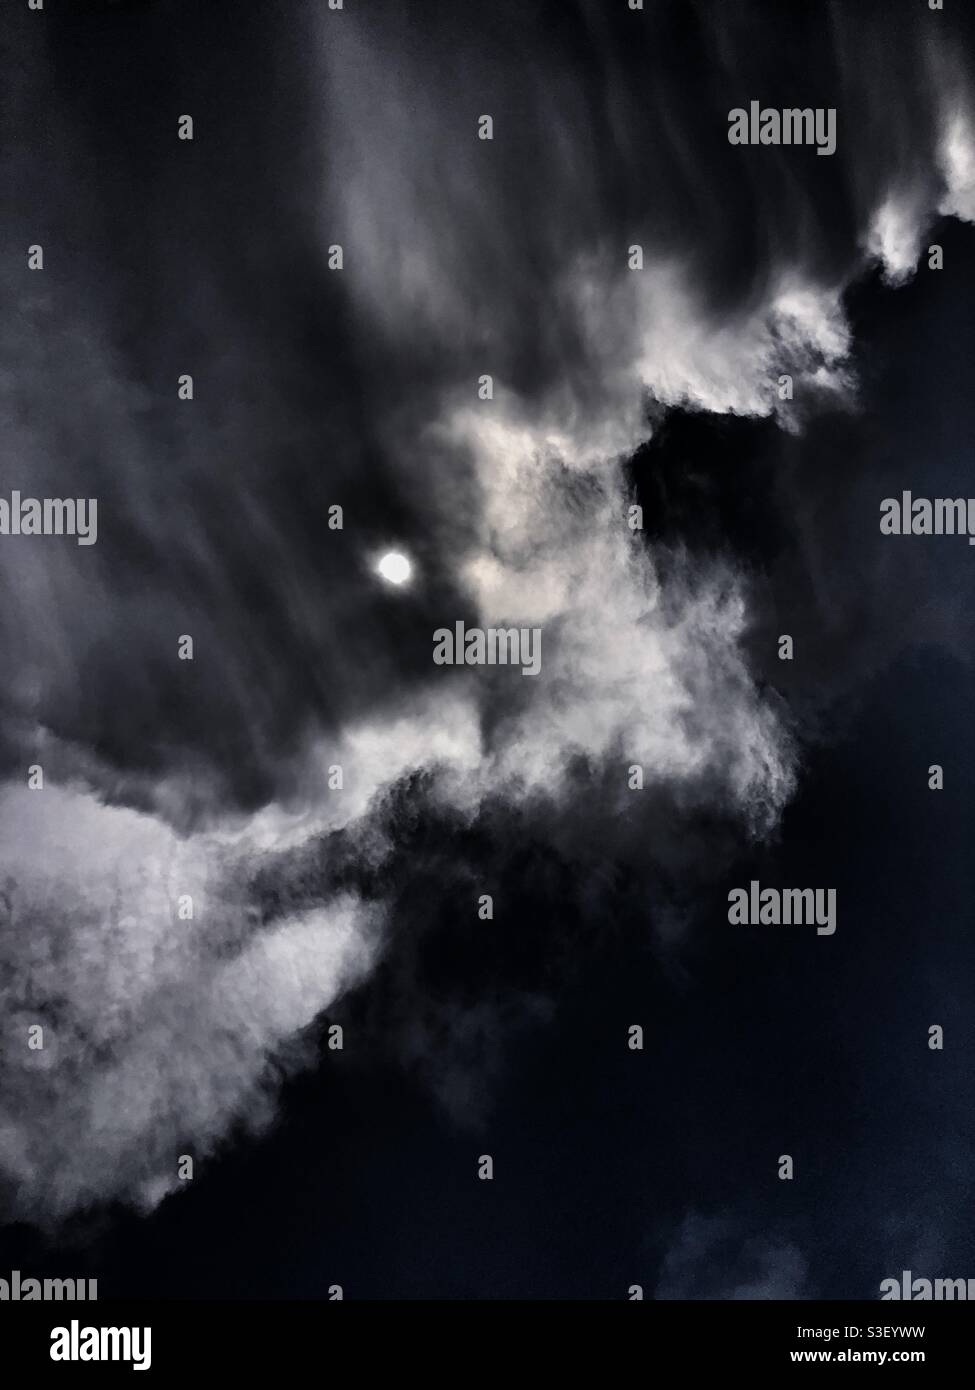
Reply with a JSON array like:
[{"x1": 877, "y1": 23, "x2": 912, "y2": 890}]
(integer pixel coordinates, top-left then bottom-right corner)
[
  {"x1": 939, "y1": 108, "x2": 975, "y2": 225},
  {"x1": 0, "y1": 783, "x2": 376, "y2": 1220}
]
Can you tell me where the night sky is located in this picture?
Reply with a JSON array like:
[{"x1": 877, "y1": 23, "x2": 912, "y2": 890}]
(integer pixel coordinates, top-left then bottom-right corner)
[{"x1": 2, "y1": 0, "x2": 974, "y2": 1302}]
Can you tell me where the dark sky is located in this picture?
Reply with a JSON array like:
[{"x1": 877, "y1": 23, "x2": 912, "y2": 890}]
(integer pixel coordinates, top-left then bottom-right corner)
[{"x1": 1, "y1": 0, "x2": 974, "y2": 1299}]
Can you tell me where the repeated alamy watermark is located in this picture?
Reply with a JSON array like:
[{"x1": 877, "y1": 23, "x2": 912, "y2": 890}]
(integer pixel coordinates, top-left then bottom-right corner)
[
  {"x1": 728, "y1": 103, "x2": 836, "y2": 156},
  {"x1": 1, "y1": 1269, "x2": 97, "y2": 1300},
  {"x1": 881, "y1": 1271, "x2": 975, "y2": 1300},
  {"x1": 0, "y1": 491, "x2": 97, "y2": 545},
  {"x1": 728, "y1": 880, "x2": 836, "y2": 935},
  {"x1": 433, "y1": 621, "x2": 541, "y2": 676},
  {"x1": 880, "y1": 492, "x2": 975, "y2": 545}
]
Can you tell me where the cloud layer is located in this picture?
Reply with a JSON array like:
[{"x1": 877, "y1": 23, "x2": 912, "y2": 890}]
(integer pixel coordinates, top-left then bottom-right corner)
[{"x1": 2, "y1": 0, "x2": 974, "y2": 1226}]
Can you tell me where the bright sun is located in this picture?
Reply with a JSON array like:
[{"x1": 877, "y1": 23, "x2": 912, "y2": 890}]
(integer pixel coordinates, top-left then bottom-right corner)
[{"x1": 376, "y1": 551, "x2": 413, "y2": 586}]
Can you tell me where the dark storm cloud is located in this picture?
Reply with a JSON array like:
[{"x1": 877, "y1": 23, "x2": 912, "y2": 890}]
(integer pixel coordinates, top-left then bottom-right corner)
[{"x1": 1, "y1": 0, "x2": 973, "y2": 1226}]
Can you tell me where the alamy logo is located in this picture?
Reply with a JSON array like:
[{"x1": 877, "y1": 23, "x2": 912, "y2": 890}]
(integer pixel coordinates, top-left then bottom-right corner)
[
  {"x1": 880, "y1": 493, "x2": 975, "y2": 544},
  {"x1": 433, "y1": 621, "x2": 541, "y2": 676},
  {"x1": 0, "y1": 490, "x2": 97, "y2": 545},
  {"x1": 728, "y1": 880, "x2": 836, "y2": 935},
  {"x1": 728, "y1": 102, "x2": 836, "y2": 156},
  {"x1": 881, "y1": 1271, "x2": 975, "y2": 1300},
  {"x1": 50, "y1": 1321, "x2": 151, "y2": 1372}
]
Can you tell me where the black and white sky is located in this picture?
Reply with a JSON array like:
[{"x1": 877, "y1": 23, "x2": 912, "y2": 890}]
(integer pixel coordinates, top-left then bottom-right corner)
[{"x1": 1, "y1": 0, "x2": 974, "y2": 1300}]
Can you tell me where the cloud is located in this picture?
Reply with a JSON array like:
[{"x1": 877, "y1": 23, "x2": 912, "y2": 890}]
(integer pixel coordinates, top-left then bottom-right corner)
[
  {"x1": 939, "y1": 108, "x2": 975, "y2": 224},
  {"x1": 2, "y1": 0, "x2": 975, "y2": 1228},
  {"x1": 866, "y1": 193, "x2": 931, "y2": 286},
  {"x1": 656, "y1": 1212, "x2": 810, "y2": 1300},
  {"x1": 0, "y1": 783, "x2": 377, "y2": 1222}
]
